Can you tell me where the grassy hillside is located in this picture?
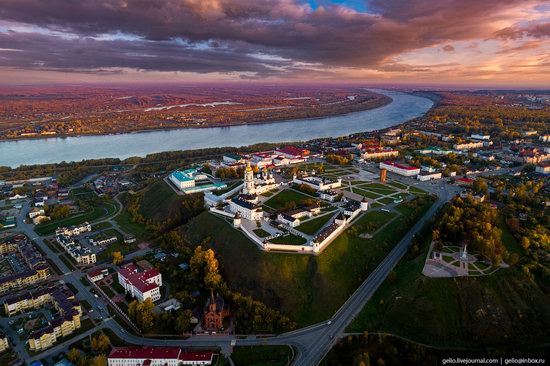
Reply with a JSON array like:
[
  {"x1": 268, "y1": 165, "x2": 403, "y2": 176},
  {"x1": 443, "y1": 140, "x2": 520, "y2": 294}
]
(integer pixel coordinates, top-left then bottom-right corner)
[
  {"x1": 138, "y1": 180, "x2": 182, "y2": 222},
  {"x1": 180, "y1": 197, "x2": 433, "y2": 326},
  {"x1": 347, "y1": 235, "x2": 550, "y2": 348}
]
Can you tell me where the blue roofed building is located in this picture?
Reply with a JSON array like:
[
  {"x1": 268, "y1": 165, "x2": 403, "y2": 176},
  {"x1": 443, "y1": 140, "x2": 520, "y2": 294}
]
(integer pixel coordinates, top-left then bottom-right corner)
[{"x1": 169, "y1": 168, "x2": 227, "y2": 194}]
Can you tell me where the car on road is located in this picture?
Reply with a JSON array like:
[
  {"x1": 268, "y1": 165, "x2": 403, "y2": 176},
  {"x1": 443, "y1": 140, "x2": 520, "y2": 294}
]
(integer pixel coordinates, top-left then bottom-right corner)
[{"x1": 326, "y1": 321, "x2": 332, "y2": 325}]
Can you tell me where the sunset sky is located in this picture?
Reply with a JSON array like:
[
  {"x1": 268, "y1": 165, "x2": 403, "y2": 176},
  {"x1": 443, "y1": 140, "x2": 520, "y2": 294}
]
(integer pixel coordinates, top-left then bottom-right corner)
[{"x1": 0, "y1": 0, "x2": 549, "y2": 87}]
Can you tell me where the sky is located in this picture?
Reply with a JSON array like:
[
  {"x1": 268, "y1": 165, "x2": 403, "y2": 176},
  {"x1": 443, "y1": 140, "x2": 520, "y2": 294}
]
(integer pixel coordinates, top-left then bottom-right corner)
[{"x1": 0, "y1": 0, "x2": 549, "y2": 87}]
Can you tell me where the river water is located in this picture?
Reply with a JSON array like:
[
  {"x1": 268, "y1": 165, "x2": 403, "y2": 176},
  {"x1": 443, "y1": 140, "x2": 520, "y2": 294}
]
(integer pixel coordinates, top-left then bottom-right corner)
[{"x1": 0, "y1": 89, "x2": 432, "y2": 168}]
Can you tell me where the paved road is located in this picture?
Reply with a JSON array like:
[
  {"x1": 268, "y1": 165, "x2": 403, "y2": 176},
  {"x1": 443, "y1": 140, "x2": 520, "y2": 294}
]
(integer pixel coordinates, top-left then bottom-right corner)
[
  {"x1": 13, "y1": 170, "x2": 459, "y2": 365},
  {"x1": 10, "y1": 201, "x2": 113, "y2": 359}
]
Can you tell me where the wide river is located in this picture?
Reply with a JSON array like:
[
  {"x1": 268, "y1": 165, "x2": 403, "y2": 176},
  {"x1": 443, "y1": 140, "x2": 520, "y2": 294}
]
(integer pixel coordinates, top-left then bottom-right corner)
[{"x1": 0, "y1": 89, "x2": 432, "y2": 168}]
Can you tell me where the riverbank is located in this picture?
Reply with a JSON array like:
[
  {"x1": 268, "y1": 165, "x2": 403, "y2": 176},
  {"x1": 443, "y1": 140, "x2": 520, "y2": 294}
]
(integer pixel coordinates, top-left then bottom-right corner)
[
  {"x1": 0, "y1": 95, "x2": 392, "y2": 142},
  {"x1": 0, "y1": 93, "x2": 392, "y2": 142},
  {"x1": 0, "y1": 90, "x2": 432, "y2": 167}
]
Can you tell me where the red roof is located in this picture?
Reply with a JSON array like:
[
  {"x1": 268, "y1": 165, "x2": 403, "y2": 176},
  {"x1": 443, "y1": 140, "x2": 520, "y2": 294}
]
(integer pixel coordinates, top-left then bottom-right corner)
[
  {"x1": 108, "y1": 347, "x2": 213, "y2": 362},
  {"x1": 87, "y1": 267, "x2": 108, "y2": 278},
  {"x1": 382, "y1": 161, "x2": 419, "y2": 171},
  {"x1": 456, "y1": 177, "x2": 474, "y2": 183},
  {"x1": 118, "y1": 265, "x2": 160, "y2": 293},
  {"x1": 253, "y1": 151, "x2": 274, "y2": 158},
  {"x1": 109, "y1": 347, "x2": 181, "y2": 359},
  {"x1": 180, "y1": 352, "x2": 215, "y2": 362},
  {"x1": 276, "y1": 146, "x2": 309, "y2": 157}
]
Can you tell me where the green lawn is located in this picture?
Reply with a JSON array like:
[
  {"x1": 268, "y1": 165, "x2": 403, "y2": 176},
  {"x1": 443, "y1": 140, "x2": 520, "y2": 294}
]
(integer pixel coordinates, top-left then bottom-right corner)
[
  {"x1": 112, "y1": 282, "x2": 125, "y2": 294},
  {"x1": 34, "y1": 201, "x2": 116, "y2": 235},
  {"x1": 296, "y1": 214, "x2": 334, "y2": 235},
  {"x1": 139, "y1": 180, "x2": 181, "y2": 221},
  {"x1": 80, "y1": 277, "x2": 91, "y2": 287},
  {"x1": 353, "y1": 210, "x2": 396, "y2": 234},
  {"x1": 387, "y1": 181, "x2": 408, "y2": 189},
  {"x1": 347, "y1": 234, "x2": 550, "y2": 348},
  {"x1": 96, "y1": 240, "x2": 137, "y2": 262},
  {"x1": 103, "y1": 228, "x2": 123, "y2": 240},
  {"x1": 269, "y1": 234, "x2": 307, "y2": 245},
  {"x1": 66, "y1": 282, "x2": 79, "y2": 294},
  {"x1": 496, "y1": 215, "x2": 523, "y2": 256},
  {"x1": 253, "y1": 229, "x2": 271, "y2": 238},
  {"x1": 93, "y1": 221, "x2": 113, "y2": 230},
  {"x1": 263, "y1": 189, "x2": 316, "y2": 211},
  {"x1": 100, "y1": 284, "x2": 115, "y2": 298},
  {"x1": 365, "y1": 183, "x2": 396, "y2": 190},
  {"x1": 361, "y1": 185, "x2": 397, "y2": 195},
  {"x1": 232, "y1": 346, "x2": 294, "y2": 366},
  {"x1": 378, "y1": 197, "x2": 394, "y2": 205},
  {"x1": 352, "y1": 188, "x2": 382, "y2": 199},
  {"x1": 60, "y1": 254, "x2": 76, "y2": 270},
  {"x1": 114, "y1": 210, "x2": 151, "y2": 239},
  {"x1": 70, "y1": 187, "x2": 96, "y2": 200},
  {"x1": 44, "y1": 239, "x2": 62, "y2": 253},
  {"x1": 0, "y1": 352, "x2": 17, "y2": 366},
  {"x1": 350, "y1": 180, "x2": 372, "y2": 186},
  {"x1": 46, "y1": 259, "x2": 62, "y2": 275},
  {"x1": 409, "y1": 186, "x2": 428, "y2": 195},
  {"x1": 181, "y1": 196, "x2": 434, "y2": 326}
]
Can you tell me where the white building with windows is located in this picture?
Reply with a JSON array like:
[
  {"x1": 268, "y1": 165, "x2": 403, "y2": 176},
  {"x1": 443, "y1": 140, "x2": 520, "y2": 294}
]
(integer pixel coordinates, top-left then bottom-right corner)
[
  {"x1": 107, "y1": 347, "x2": 213, "y2": 366},
  {"x1": 169, "y1": 168, "x2": 226, "y2": 194},
  {"x1": 118, "y1": 264, "x2": 162, "y2": 302},
  {"x1": 55, "y1": 222, "x2": 92, "y2": 237},
  {"x1": 417, "y1": 171, "x2": 442, "y2": 181},
  {"x1": 293, "y1": 174, "x2": 341, "y2": 192},
  {"x1": 453, "y1": 141, "x2": 484, "y2": 150},
  {"x1": 229, "y1": 196, "x2": 263, "y2": 221},
  {"x1": 362, "y1": 148, "x2": 399, "y2": 160},
  {"x1": 379, "y1": 161, "x2": 420, "y2": 177}
]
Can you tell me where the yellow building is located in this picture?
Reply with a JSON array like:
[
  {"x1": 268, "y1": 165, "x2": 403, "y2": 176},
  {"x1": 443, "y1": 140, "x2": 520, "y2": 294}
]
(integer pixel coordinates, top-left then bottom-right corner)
[
  {"x1": 28, "y1": 313, "x2": 81, "y2": 352},
  {"x1": 0, "y1": 234, "x2": 50, "y2": 294},
  {"x1": 4, "y1": 285, "x2": 82, "y2": 352},
  {"x1": 0, "y1": 331, "x2": 9, "y2": 353}
]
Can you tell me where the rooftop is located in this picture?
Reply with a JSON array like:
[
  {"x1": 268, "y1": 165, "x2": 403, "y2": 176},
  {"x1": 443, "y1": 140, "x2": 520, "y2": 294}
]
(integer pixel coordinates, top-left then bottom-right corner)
[
  {"x1": 108, "y1": 347, "x2": 213, "y2": 362},
  {"x1": 119, "y1": 264, "x2": 161, "y2": 293},
  {"x1": 381, "y1": 161, "x2": 419, "y2": 171}
]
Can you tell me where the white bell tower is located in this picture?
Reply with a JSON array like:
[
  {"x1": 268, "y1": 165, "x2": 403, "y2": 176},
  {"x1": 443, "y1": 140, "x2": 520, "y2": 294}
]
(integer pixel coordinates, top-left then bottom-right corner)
[{"x1": 243, "y1": 161, "x2": 255, "y2": 194}]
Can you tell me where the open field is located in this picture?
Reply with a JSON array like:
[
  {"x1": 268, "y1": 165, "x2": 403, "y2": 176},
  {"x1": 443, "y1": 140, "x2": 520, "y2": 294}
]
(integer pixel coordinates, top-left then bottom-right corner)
[
  {"x1": 296, "y1": 214, "x2": 334, "y2": 235},
  {"x1": 181, "y1": 196, "x2": 434, "y2": 326},
  {"x1": 114, "y1": 210, "x2": 151, "y2": 239},
  {"x1": 387, "y1": 181, "x2": 408, "y2": 189},
  {"x1": 352, "y1": 210, "x2": 397, "y2": 234},
  {"x1": 350, "y1": 188, "x2": 382, "y2": 199},
  {"x1": 97, "y1": 239, "x2": 137, "y2": 262},
  {"x1": 93, "y1": 221, "x2": 113, "y2": 230},
  {"x1": 347, "y1": 235, "x2": 550, "y2": 348},
  {"x1": 35, "y1": 200, "x2": 117, "y2": 235},
  {"x1": 263, "y1": 189, "x2": 316, "y2": 211}
]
